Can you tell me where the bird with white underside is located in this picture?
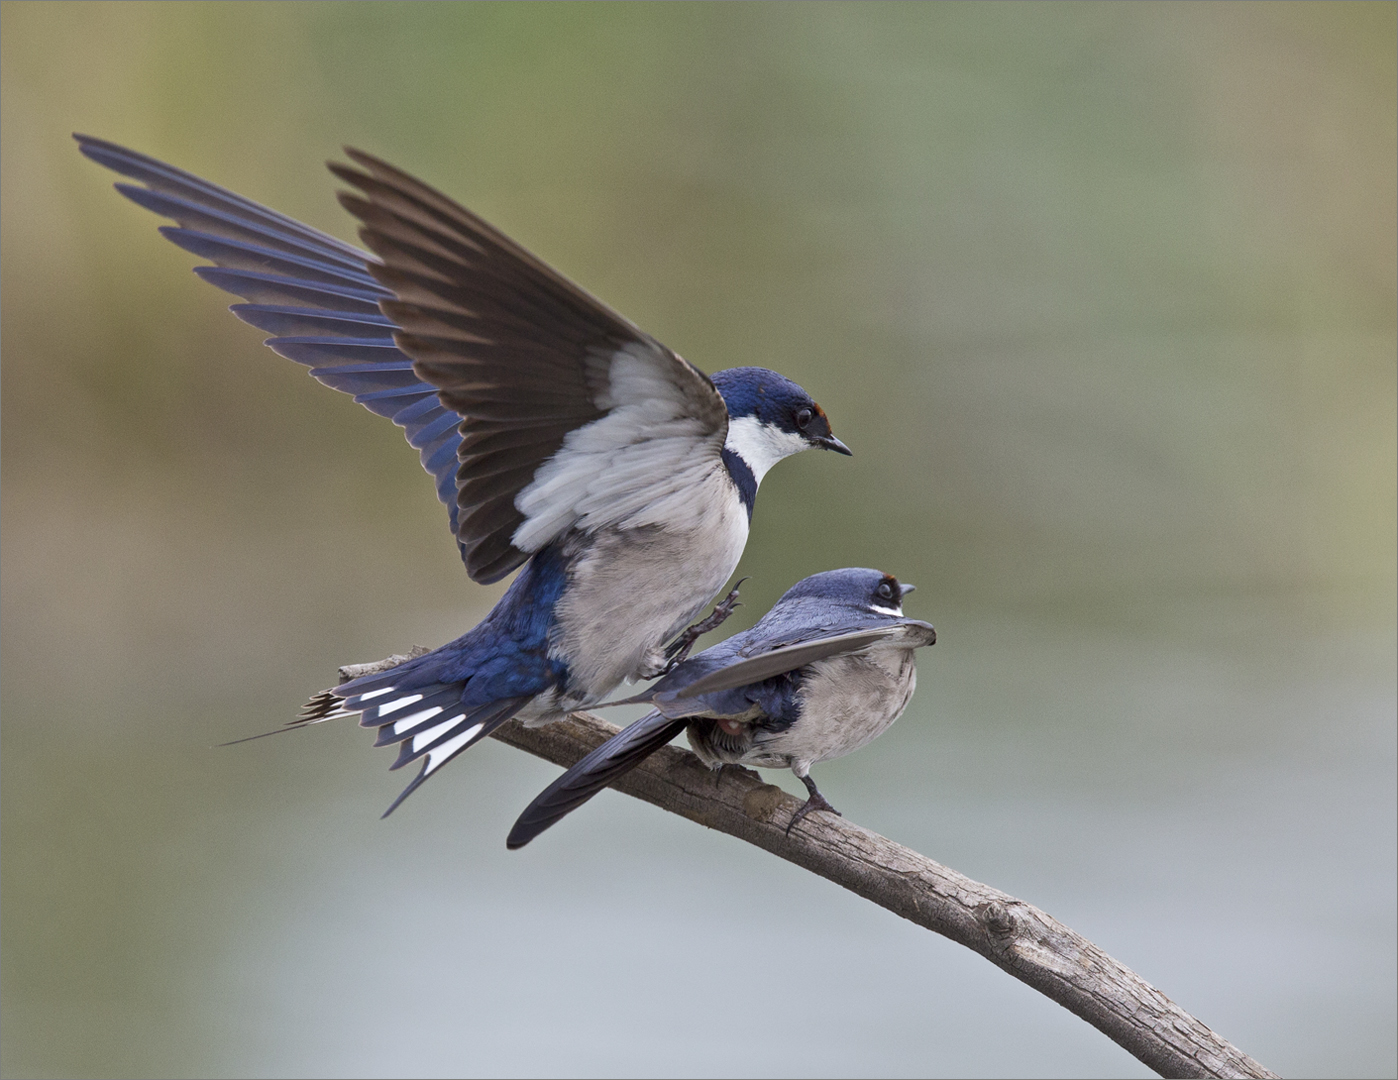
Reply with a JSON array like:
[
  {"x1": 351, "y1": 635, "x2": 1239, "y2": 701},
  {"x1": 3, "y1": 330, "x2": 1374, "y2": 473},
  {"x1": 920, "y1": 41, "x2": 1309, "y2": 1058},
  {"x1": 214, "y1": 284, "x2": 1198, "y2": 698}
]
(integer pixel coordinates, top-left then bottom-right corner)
[
  {"x1": 508, "y1": 568, "x2": 935, "y2": 848},
  {"x1": 78, "y1": 135, "x2": 852, "y2": 814}
]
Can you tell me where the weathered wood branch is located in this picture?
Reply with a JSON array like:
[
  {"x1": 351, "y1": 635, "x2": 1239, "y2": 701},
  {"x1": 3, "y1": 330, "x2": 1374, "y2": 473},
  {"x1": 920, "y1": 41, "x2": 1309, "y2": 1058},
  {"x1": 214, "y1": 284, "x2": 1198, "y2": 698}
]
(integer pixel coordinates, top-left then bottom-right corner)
[{"x1": 342, "y1": 654, "x2": 1279, "y2": 1079}]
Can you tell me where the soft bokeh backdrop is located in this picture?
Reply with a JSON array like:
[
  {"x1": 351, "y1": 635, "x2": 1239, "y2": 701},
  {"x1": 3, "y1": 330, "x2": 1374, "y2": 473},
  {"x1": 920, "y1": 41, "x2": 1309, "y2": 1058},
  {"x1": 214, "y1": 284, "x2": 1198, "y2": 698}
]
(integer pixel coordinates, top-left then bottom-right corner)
[{"x1": 3, "y1": 3, "x2": 1394, "y2": 1077}]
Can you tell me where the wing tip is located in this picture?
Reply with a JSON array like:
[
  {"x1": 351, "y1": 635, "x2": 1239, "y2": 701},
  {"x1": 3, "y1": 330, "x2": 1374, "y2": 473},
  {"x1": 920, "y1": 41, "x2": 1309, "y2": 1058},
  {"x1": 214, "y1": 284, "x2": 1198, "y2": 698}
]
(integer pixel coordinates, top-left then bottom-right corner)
[{"x1": 504, "y1": 820, "x2": 538, "y2": 850}]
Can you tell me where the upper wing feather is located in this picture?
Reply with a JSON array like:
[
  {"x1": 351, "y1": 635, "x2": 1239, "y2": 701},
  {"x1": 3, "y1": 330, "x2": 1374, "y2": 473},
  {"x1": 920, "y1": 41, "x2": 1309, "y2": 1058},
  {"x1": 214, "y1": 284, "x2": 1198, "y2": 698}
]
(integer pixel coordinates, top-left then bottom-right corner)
[
  {"x1": 654, "y1": 619, "x2": 937, "y2": 706},
  {"x1": 75, "y1": 135, "x2": 472, "y2": 559},
  {"x1": 331, "y1": 149, "x2": 730, "y2": 582},
  {"x1": 79, "y1": 135, "x2": 730, "y2": 585}
]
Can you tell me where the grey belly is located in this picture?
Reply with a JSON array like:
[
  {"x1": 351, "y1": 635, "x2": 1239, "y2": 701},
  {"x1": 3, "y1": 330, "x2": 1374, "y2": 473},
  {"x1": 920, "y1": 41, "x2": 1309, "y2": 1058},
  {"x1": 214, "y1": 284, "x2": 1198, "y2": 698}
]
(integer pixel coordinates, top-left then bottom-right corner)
[
  {"x1": 752, "y1": 648, "x2": 918, "y2": 773},
  {"x1": 551, "y1": 507, "x2": 748, "y2": 705}
]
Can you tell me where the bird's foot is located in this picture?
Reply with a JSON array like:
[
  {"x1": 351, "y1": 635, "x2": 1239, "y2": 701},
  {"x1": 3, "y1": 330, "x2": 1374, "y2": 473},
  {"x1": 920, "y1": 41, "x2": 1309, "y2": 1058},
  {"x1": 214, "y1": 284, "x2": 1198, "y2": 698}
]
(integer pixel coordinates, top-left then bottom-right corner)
[
  {"x1": 785, "y1": 779, "x2": 841, "y2": 836},
  {"x1": 660, "y1": 579, "x2": 747, "y2": 672}
]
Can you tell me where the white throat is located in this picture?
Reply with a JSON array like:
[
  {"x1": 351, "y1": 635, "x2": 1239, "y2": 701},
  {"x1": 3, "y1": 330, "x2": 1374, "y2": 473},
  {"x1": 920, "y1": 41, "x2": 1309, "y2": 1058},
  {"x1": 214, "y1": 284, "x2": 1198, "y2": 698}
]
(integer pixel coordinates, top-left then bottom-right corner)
[{"x1": 724, "y1": 415, "x2": 810, "y2": 486}]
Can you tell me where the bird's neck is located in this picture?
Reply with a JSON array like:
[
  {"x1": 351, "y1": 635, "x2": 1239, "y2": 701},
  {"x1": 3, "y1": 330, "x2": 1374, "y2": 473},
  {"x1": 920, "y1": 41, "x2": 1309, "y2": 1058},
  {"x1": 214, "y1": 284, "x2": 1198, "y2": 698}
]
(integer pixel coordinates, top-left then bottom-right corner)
[
  {"x1": 722, "y1": 415, "x2": 808, "y2": 518},
  {"x1": 720, "y1": 447, "x2": 757, "y2": 518}
]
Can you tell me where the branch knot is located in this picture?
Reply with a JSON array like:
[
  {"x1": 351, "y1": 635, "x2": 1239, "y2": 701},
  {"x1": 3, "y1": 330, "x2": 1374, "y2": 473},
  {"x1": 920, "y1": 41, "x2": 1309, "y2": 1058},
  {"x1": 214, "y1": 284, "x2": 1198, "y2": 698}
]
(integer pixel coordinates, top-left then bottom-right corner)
[{"x1": 982, "y1": 900, "x2": 1019, "y2": 951}]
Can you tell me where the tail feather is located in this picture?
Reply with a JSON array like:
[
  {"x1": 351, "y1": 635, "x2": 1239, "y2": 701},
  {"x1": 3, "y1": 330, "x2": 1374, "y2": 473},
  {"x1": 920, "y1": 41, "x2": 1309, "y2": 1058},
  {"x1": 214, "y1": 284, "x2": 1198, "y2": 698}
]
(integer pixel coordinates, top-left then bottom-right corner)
[
  {"x1": 225, "y1": 637, "x2": 542, "y2": 814},
  {"x1": 366, "y1": 687, "x2": 460, "y2": 746},
  {"x1": 305, "y1": 669, "x2": 533, "y2": 816},
  {"x1": 506, "y1": 711, "x2": 688, "y2": 849},
  {"x1": 382, "y1": 695, "x2": 533, "y2": 817}
]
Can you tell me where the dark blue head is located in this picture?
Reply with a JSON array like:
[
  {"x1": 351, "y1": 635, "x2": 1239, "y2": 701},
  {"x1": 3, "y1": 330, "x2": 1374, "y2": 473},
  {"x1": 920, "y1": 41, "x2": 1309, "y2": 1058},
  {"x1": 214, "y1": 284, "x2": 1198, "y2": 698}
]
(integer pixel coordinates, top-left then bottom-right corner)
[
  {"x1": 709, "y1": 367, "x2": 851, "y2": 482},
  {"x1": 776, "y1": 567, "x2": 916, "y2": 616}
]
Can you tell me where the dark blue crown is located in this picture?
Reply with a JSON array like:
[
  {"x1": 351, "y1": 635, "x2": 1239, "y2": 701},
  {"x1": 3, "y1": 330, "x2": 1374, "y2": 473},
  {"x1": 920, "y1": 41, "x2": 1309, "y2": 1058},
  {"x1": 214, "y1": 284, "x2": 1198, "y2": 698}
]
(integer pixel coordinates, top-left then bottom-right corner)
[
  {"x1": 710, "y1": 367, "x2": 817, "y2": 428},
  {"x1": 777, "y1": 568, "x2": 906, "y2": 610}
]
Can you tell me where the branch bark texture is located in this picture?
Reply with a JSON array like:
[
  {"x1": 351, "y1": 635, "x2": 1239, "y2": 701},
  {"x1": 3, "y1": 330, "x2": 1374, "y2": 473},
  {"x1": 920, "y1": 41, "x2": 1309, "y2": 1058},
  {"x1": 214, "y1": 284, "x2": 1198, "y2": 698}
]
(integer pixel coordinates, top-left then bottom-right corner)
[
  {"x1": 491, "y1": 712, "x2": 1279, "y2": 1080},
  {"x1": 336, "y1": 653, "x2": 1276, "y2": 1078}
]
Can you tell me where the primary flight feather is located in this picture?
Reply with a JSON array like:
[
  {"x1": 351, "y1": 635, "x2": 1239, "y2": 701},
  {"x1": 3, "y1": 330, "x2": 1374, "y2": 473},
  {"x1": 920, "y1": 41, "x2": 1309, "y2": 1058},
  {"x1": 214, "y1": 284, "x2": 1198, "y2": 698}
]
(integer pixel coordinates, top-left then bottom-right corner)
[{"x1": 78, "y1": 135, "x2": 852, "y2": 813}]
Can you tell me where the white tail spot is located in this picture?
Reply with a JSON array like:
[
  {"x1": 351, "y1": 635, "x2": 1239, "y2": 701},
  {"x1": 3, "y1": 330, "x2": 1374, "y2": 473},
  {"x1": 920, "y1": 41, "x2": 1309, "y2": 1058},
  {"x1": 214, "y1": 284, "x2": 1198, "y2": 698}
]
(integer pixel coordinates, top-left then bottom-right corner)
[
  {"x1": 411, "y1": 714, "x2": 466, "y2": 752},
  {"x1": 376, "y1": 693, "x2": 424, "y2": 716},
  {"x1": 392, "y1": 706, "x2": 445, "y2": 736},
  {"x1": 358, "y1": 687, "x2": 396, "y2": 701},
  {"x1": 424, "y1": 722, "x2": 485, "y2": 774}
]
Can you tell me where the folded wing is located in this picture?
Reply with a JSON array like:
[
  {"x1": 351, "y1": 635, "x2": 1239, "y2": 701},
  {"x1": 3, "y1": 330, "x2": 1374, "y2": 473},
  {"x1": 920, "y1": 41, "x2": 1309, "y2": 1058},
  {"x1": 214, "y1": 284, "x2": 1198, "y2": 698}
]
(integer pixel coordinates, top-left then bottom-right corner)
[
  {"x1": 506, "y1": 711, "x2": 688, "y2": 849},
  {"x1": 653, "y1": 619, "x2": 937, "y2": 707}
]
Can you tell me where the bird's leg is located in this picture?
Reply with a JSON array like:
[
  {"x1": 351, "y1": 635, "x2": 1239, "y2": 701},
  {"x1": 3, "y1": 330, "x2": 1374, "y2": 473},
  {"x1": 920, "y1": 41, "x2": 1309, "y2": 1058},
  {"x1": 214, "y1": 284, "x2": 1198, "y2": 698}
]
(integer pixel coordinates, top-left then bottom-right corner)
[
  {"x1": 786, "y1": 774, "x2": 842, "y2": 836},
  {"x1": 660, "y1": 579, "x2": 747, "y2": 671}
]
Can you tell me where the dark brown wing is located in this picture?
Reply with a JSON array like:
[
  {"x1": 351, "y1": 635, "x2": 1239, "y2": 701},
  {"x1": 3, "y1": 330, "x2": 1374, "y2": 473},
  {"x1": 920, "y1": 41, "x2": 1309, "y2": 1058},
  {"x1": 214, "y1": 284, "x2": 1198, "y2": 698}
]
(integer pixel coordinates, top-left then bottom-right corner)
[{"x1": 331, "y1": 150, "x2": 727, "y2": 583}]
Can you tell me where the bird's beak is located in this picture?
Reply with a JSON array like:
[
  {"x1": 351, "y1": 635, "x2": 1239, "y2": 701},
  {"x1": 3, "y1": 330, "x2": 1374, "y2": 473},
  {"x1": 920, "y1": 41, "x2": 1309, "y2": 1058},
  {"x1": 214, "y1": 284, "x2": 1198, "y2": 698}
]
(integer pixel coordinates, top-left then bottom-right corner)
[
  {"x1": 816, "y1": 434, "x2": 853, "y2": 456},
  {"x1": 899, "y1": 583, "x2": 916, "y2": 597}
]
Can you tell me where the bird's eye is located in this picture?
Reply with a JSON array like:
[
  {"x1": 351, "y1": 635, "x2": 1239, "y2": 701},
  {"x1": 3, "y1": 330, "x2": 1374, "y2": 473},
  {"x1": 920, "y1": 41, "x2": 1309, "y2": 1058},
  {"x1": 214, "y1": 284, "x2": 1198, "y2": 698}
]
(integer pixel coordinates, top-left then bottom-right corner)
[
  {"x1": 795, "y1": 408, "x2": 813, "y2": 430},
  {"x1": 877, "y1": 582, "x2": 894, "y2": 601}
]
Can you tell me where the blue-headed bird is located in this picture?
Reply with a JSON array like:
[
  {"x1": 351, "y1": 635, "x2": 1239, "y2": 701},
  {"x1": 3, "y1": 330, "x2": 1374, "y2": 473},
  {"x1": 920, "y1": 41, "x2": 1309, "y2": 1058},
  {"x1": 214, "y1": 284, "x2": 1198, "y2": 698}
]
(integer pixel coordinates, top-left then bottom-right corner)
[{"x1": 78, "y1": 136, "x2": 852, "y2": 813}]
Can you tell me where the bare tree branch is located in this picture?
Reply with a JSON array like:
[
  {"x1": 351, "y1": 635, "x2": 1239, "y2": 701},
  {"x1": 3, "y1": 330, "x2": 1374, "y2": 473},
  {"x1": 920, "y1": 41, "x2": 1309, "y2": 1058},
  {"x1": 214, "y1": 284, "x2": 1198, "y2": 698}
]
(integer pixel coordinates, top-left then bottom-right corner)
[{"x1": 342, "y1": 656, "x2": 1280, "y2": 1079}]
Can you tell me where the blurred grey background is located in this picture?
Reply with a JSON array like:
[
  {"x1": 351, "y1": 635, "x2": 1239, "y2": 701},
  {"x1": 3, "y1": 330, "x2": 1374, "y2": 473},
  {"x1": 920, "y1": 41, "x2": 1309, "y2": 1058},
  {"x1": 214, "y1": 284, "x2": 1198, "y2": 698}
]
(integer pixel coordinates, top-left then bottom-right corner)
[{"x1": 2, "y1": 2, "x2": 1394, "y2": 1077}]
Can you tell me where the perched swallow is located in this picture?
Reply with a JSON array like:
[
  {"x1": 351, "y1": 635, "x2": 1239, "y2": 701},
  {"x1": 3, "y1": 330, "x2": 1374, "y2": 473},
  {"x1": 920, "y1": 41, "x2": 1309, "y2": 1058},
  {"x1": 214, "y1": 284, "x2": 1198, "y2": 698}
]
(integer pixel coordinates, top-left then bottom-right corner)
[
  {"x1": 78, "y1": 135, "x2": 851, "y2": 813},
  {"x1": 508, "y1": 568, "x2": 935, "y2": 847}
]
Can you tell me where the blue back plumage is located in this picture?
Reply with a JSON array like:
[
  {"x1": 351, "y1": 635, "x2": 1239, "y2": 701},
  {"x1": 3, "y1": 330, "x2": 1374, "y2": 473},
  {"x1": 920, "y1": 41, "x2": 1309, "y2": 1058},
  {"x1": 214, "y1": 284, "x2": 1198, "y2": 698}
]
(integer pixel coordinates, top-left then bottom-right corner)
[
  {"x1": 337, "y1": 541, "x2": 571, "y2": 707},
  {"x1": 442, "y1": 543, "x2": 572, "y2": 710},
  {"x1": 686, "y1": 675, "x2": 804, "y2": 732}
]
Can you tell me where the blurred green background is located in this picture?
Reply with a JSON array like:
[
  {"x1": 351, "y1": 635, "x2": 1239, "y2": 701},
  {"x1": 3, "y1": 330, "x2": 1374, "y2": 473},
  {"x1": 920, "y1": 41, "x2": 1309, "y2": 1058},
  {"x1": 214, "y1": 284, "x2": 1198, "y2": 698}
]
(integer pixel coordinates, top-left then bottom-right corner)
[{"x1": 2, "y1": 2, "x2": 1394, "y2": 1077}]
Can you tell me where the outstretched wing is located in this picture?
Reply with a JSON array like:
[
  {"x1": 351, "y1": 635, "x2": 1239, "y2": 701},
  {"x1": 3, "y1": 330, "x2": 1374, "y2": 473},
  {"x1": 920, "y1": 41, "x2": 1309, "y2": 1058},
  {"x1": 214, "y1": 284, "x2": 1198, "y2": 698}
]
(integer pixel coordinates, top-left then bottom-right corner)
[
  {"x1": 506, "y1": 711, "x2": 688, "y2": 849},
  {"x1": 75, "y1": 135, "x2": 473, "y2": 562},
  {"x1": 331, "y1": 150, "x2": 731, "y2": 583},
  {"x1": 654, "y1": 619, "x2": 937, "y2": 707},
  {"x1": 78, "y1": 136, "x2": 731, "y2": 585}
]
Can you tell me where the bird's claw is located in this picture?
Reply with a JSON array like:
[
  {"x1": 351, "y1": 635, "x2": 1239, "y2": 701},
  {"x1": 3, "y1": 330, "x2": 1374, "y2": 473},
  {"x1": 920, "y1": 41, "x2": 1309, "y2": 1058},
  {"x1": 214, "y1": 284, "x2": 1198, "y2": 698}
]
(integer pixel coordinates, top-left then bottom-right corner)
[
  {"x1": 785, "y1": 778, "x2": 841, "y2": 836},
  {"x1": 661, "y1": 579, "x2": 747, "y2": 672}
]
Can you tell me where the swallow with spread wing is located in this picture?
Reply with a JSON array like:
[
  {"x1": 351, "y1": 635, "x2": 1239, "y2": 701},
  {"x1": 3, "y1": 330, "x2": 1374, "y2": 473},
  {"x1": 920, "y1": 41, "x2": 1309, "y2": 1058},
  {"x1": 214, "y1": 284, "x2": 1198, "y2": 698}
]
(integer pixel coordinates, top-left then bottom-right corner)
[{"x1": 78, "y1": 136, "x2": 852, "y2": 814}]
